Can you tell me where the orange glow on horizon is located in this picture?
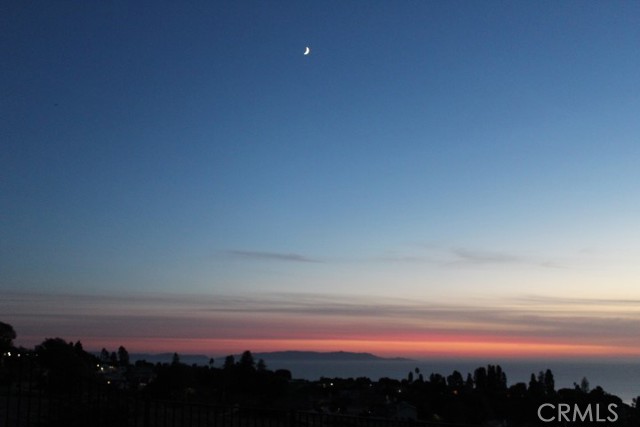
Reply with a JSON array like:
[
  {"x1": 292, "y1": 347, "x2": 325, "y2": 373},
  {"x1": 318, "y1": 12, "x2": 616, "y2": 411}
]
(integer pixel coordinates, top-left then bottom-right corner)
[
  {"x1": 67, "y1": 335, "x2": 640, "y2": 360},
  {"x1": 11, "y1": 290, "x2": 640, "y2": 363}
]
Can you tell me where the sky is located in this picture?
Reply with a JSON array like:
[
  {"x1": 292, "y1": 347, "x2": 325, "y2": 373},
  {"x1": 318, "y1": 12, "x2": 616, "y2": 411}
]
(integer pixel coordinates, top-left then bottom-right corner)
[{"x1": 2, "y1": 1, "x2": 640, "y2": 360}]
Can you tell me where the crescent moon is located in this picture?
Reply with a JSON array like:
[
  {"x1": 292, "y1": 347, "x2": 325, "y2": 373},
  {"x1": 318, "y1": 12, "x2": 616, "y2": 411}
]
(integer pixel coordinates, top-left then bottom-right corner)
[{"x1": 304, "y1": 46, "x2": 310, "y2": 55}]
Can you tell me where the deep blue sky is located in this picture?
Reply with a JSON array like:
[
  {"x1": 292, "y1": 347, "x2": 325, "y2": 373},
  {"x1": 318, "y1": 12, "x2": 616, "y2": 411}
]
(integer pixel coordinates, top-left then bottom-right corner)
[{"x1": 3, "y1": 1, "x2": 640, "y2": 356}]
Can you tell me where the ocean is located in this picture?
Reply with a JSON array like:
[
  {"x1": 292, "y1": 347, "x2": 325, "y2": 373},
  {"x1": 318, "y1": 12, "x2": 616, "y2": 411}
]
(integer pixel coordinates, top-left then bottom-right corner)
[{"x1": 262, "y1": 358, "x2": 639, "y2": 404}]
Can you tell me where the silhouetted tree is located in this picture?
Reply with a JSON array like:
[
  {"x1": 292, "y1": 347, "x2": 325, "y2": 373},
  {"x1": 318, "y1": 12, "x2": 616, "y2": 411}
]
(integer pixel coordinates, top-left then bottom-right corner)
[
  {"x1": 275, "y1": 369, "x2": 292, "y2": 380},
  {"x1": 430, "y1": 372, "x2": 446, "y2": 387},
  {"x1": 543, "y1": 369, "x2": 555, "y2": 394},
  {"x1": 528, "y1": 372, "x2": 543, "y2": 396},
  {"x1": 149, "y1": 357, "x2": 194, "y2": 399},
  {"x1": 465, "y1": 373, "x2": 474, "y2": 390},
  {"x1": 208, "y1": 357, "x2": 215, "y2": 368},
  {"x1": 171, "y1": 352, "x2": 181, "y2": 366},
  {"x1": 239, "y1": 350, "x2": 255, "y2": 370},
  {"x1": 0, "y1": 321, "x2": 16, "y2": 353},
  {"x1": 474, "y1": 367, "x2": 487, "y2": 390},
  {"x1": 447, "y1": 370, "x2": 464, "y2": 389},
  {"x1": 578, "y1": 376, "x2": 590, "y2": 393},
  {"x1": 490, "y1": 364, "x2": 507, "y2": 390},
  {"x1": 110, "y1": 351, "x2": 118, "y2": 366},
  {"x1": 257, "y1": 358, "x2": 267, "y2": 372},
  {"x1": 36, "y1": 337, "x2": 98, "y2": 386},
  {"x1": 499, "y1": 365, "x2": 507, "y2": 389},
  {"x1": 509, "y1": 382, "x2": 528, "y2": 398},
  {"x1": 223, "y1": 355, "x2": 235, "y2": 370},
  {"x1": 99, "y1": 348, "x2": 110, "y2": 363},
  {"x1": 407, "y1": 371, "x2": 414, "y2": 382},
  {"x1": 118, "y1": 345, "x2": 130, "y2": 367}
]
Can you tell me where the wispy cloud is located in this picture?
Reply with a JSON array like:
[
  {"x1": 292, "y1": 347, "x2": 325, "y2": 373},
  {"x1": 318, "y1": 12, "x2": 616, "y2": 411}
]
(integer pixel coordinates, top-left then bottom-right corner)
[
  {"x1": 450, "y1": 247, "x2": 562, "y2": 268},
  {"x1": 228, "y1": 250, "x2": 321, "y2": 263},
  {"x1": 366, "y1": 245, "x2": 563, "y2": 269},
  {"x1": 452, "y1": 248, "x2": 521, "y2": 264},
  {"x1": 370, "y1": 254, "x2": 436, "y2": 264},
  {"x1": 514, "y1": 294, "x2": 640, "y2": 308},
  {"x1": 4, "y1": 291, "x2": 639, "y2": 357}
]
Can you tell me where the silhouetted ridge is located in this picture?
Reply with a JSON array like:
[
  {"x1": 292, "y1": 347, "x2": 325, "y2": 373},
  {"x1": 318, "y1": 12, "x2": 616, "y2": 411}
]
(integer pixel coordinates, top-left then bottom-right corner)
[{"x1": 252, "y1": 351, "x2": 412, "y2": 361}]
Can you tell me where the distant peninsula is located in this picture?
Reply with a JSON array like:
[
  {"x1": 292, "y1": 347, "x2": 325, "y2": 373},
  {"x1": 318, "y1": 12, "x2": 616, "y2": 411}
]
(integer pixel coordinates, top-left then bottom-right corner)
[
  {"x1": 252, "y1": 351, "x2": 412, "y2": 362},
  {"x1": 126, "y1": 350, "x2": 412, "y2": 365}
]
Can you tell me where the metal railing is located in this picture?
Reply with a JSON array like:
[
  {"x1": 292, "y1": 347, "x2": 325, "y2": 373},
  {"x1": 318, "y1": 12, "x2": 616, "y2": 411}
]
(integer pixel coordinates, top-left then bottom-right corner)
[{"x1": 1, "y1": 359, "x2": 477, "y2": 427}]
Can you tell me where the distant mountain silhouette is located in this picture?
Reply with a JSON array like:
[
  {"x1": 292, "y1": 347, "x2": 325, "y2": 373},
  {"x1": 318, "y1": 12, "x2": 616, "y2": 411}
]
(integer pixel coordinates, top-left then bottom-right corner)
[
  {"x1": 251, "y1": 351, "x2": 412, "y2": 362},
  {"x1": 123, "y1": 351, "x2": 411, "y2": 365}
]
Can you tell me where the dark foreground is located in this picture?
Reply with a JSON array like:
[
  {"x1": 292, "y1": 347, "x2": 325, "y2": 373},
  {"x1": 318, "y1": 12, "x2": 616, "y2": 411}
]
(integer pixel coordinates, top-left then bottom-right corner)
[{"x1": 1, "y1": 339, "x2": 639, "y2": 427}]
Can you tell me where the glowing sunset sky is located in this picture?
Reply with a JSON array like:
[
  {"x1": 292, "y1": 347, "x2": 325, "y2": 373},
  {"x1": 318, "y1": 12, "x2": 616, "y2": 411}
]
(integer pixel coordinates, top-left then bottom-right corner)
[{"x1": 3, "y1": 1, "x2": 640, "y2": 359}]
